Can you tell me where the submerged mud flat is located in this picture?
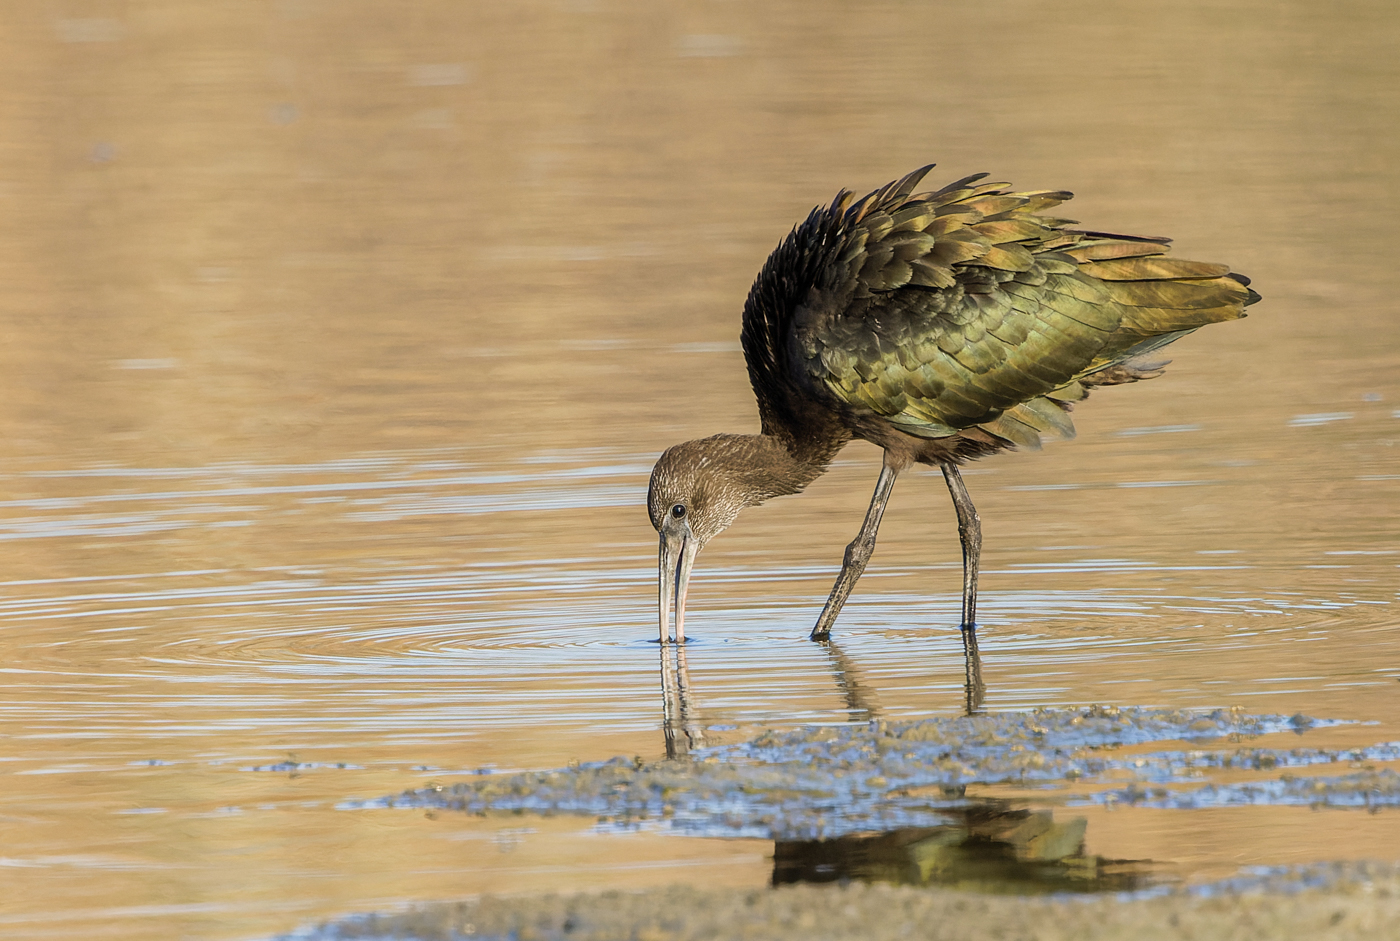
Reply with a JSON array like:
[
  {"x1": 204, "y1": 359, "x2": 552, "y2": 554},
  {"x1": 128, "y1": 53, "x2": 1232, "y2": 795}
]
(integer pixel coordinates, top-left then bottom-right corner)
[
  {"x1": 303, "y1": 710, "x2": 1400, "y2": 940},
  {"x1": 281, "y1": 863, "x2": 1400, "y2": 941},
  {"x1": 377, "y1": 707, "x2": 1400, "y2": 840}
]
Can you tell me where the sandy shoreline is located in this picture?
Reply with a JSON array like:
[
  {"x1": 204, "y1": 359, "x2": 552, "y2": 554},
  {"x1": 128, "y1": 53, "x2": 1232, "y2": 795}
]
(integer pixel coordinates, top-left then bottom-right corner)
[{"x1": 286, "y1": 866, "x2": 1400, "y2": 940}]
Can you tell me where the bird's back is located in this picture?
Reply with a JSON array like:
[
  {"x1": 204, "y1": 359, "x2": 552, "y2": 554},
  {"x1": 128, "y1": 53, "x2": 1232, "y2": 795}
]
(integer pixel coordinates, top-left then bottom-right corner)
[{"x1": 740, "y1": 166, "x2": 1260, "y2": 462}]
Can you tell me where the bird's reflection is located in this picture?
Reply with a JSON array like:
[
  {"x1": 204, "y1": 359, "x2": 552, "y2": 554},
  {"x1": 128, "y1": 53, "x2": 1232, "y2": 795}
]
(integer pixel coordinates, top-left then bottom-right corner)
[
  {"x1": 772, "y1": 805, "x2": 1156, "y2": 893},
  {"x1": 655, "y1": 632, "x2": 1155, "y2": 894},
  {"x1": 818, "y1": 626, "x2": 985, "y2": 720},
  {"x1": 819, "y1": 638, "x2": 880, "y2": 723},
  {"x1": 660, "y1": 622, "x2": 987, "y2": 758},
  {"x1": 659, "y1": 642, "x2": 706, "y2": 760}
]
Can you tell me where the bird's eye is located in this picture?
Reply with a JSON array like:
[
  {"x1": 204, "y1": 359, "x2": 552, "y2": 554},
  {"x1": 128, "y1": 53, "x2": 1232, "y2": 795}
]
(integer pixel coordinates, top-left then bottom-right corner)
[{"x1": 671, "y1": 504, "x2": 687, "y2": 519}]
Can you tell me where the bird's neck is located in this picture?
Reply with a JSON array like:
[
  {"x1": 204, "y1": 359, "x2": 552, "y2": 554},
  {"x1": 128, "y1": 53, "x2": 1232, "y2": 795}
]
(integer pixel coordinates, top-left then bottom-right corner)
[
  {"x1": 715, "y1": 430, "x2": 842, "y2": 504},
  {"x1": 757, "y1": 400, "x2": 852, "y2": 485}
]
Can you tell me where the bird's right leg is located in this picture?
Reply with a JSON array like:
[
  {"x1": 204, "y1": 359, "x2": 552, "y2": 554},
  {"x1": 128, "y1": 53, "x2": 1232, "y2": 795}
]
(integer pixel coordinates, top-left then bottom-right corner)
[
  {"x1": 961, "y1": 622, "x2": 986, "y2": 716},
  {"x1": 809, "y1": 459, "x2": 901, "y2": 640},
  {"x1": 939, "y1": 461, "x2": 982, "y2": 631}
]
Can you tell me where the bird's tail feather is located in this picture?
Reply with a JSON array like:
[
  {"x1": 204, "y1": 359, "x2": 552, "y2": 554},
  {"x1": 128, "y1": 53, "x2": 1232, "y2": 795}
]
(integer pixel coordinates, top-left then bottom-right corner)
[{"x1": 977, "y1": 395, "x2": 1077, "y2": 451}]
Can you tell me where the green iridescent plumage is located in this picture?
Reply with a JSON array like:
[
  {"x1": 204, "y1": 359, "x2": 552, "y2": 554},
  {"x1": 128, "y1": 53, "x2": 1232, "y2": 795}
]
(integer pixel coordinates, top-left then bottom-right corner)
[{"x1": 781, "y1": 166, "x2": 1259, "y2": 451}]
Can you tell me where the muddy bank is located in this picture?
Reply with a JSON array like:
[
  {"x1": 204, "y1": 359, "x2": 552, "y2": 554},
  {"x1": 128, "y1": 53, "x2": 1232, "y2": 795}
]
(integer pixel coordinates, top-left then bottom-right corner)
[
  {"x1": 373, "y1": 707, "x2": 1400, "y2": 839},
  {"x1": 283, "y1": 863, "x2": 1400, "y2": 941},
  {"x1": 307, "y1": 707, "x2": 1400, "y2": 939}
]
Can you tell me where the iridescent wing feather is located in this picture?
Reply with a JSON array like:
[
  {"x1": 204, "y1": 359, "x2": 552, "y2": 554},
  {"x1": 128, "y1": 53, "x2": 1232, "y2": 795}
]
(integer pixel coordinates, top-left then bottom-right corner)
[{"x1": 789, "y1": 167, "x2": 1259, "y2": 449}]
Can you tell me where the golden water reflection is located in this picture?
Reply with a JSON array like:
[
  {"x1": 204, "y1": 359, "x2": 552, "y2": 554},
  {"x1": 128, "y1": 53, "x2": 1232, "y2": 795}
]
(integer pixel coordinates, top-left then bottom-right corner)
[{"x1": 1, "y1": 0, "x2": 1399, "y2": 939}]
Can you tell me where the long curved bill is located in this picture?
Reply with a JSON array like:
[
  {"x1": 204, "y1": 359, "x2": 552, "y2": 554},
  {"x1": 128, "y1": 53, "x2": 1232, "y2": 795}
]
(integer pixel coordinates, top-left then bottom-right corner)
[{"x1": 658, "y1": 529, "x2": 700, "y2": 644}]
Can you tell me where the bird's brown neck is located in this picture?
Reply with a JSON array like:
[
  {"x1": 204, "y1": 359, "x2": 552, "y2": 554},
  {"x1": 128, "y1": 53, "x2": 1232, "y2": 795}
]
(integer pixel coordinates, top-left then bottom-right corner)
[
  {"x1": 757, "y1": 400, "x2": 851, "y2": 484},
  {"x1": 742, "y1": 434, "x2": 826, "y2": 500},
  {"x1": 715, "y1": 418, "x2": 849, "y2": 505}
]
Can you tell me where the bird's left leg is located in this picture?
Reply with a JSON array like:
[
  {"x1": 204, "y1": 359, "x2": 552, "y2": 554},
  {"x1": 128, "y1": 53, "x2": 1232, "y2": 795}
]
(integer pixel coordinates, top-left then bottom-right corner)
[
  {"x1": 809, "y1": 457, "x2": 902, "y2": 640},
  {"x1": 939, "y1": 461, "x2": 982, "y2": 631}
]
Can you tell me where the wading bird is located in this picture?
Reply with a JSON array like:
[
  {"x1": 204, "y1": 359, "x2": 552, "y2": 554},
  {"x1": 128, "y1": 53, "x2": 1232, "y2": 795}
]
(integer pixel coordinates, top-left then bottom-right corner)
[{"x1": 649, "y1": 165, "x2": 1259, "y2": 644}]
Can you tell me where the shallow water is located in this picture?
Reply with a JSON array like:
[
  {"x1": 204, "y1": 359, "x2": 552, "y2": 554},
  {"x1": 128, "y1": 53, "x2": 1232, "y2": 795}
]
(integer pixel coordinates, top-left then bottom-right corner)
[{"x1": 2, "y1": 1, "x2": 1399, "y2": 939}]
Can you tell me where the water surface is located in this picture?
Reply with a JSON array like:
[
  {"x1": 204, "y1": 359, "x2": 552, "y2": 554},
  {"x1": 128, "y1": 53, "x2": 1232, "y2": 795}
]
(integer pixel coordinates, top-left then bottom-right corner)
[{"x1": 1, "y1": 1, "x2": 1398, "y2": 939}]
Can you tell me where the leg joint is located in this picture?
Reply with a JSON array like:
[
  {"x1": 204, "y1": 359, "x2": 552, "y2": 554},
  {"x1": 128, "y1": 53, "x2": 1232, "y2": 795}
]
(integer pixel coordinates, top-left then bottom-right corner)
[{"x1": 843, "y1": 538, "x2": 873, "y2": 571}]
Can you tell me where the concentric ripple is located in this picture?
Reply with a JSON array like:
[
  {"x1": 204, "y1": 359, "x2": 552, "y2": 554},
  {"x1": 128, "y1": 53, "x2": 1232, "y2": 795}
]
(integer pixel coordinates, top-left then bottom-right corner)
[{"x1": 2, "y1": 444, "x2": 1396, "y2": 778}]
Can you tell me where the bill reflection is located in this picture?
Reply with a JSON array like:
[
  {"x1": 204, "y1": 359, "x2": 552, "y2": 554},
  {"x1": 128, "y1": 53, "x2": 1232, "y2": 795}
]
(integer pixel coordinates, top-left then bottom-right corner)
[{"x1": 660, "y1": 642, "x2": 706, "y2": 760}]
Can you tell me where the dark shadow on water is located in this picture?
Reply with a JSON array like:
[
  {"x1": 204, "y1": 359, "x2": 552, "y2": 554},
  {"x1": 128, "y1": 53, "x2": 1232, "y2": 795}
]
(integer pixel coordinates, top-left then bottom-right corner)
[{"x1": 772, "y1": 805, "x2": 1157, "y2": 894}]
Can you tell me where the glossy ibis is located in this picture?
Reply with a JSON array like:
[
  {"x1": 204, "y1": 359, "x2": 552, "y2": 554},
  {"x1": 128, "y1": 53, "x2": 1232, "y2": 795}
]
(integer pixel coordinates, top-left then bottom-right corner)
[{"x1": 649, "y1": 165, "x2": 1259, "y2": 644}]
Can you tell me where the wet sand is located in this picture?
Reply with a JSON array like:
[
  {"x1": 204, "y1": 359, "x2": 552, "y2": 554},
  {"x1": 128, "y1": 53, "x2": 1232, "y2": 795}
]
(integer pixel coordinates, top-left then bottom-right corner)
[{"x1": 287, "y1": 870, "x2": 1400, "y2": 941}]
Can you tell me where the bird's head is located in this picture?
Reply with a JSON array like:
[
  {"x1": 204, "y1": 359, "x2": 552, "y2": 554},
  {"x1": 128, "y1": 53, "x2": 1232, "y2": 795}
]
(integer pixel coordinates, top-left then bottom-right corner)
[{"x1": 648, "y1": 435, "x2": 764, "y2": 644}]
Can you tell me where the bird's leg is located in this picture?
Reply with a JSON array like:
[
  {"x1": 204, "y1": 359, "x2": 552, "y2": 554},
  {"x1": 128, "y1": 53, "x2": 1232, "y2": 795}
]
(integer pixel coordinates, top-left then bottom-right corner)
[
  {"x1": 939, "y1": 461, "x2": 981, "y2": 631},
  {"x1": 809, "y1": 459, "x2": 901, "y2": 640},
  {"x1": 961, "y1": 622, "x2": 986, "y2": 716}
]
